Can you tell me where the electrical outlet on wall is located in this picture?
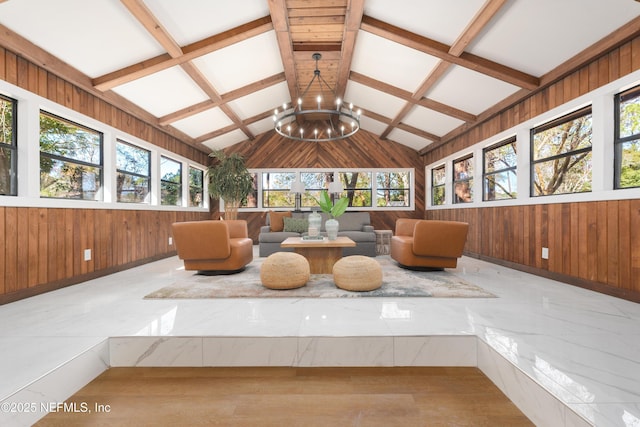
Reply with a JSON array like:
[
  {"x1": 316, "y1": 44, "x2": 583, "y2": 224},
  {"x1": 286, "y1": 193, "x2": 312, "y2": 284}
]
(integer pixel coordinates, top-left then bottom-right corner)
[
  {"x1": 541, "y1": 247, "x2": 549, "y2": 260},
  {"x1": 168, "y1": 237, "x2": 173, "y2": 245},
  {"x1": 83, "y1": 249, "x2": 92, "y2": 261}
]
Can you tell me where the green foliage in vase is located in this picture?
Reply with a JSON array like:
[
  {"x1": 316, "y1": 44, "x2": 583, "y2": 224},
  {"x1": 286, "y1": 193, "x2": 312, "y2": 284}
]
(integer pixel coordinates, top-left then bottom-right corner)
[{"x1": 315, "y1": 190, "x2": 348, "y2": 218}]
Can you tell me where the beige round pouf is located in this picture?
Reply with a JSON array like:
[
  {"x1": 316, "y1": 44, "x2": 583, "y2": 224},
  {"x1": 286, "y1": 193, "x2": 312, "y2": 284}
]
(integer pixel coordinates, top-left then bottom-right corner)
[
  {"x1": 333, "y1": 255, "x2": 383, "y2": 291},
  {"x1": 260, "y1": 252, "x2": 310, "y2": 289}
]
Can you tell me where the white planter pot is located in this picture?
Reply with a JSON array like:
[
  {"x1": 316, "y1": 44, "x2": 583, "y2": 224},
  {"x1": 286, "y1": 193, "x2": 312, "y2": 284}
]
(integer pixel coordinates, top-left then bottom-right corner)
[{"x1": 325, "y1": 218, "x2": 339, "y2": 240}]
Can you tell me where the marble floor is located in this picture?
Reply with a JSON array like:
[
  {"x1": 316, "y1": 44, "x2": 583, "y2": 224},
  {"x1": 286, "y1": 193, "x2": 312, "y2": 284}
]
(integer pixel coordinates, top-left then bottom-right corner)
[{"x1": 0, "y1": 248, "x2": 639, "y2": 427}]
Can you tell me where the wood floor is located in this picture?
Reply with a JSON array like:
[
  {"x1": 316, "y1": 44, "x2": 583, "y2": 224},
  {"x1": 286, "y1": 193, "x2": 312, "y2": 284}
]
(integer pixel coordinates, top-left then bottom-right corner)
[{"x1": 36, "y1": 367, "x2": 534, "y2": 426}]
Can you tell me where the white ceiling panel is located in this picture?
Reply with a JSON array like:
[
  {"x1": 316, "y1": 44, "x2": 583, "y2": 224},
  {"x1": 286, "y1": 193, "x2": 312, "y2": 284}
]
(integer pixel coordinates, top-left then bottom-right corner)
[
  {"x1": 112, "y1": 66, "x2": 209, "y2": 118},
  {"x1": 359, "y1": 116, "x2": 390, "y2": 137},
  {"x1": 171, "y1": 108, "x2": 234, "y2": 139},
  {"x1": 388, "y1": 128, "x2": 432, "y2": 151},
  {"x1": 202, "y1": 129, "x2": 248, "y2": 151},
  {"x1": 468, "y1": 0, "x2": 640, "y2": 76},
  {"x1": 226, "y1": 82, "x2": 291, "y2": 120},
  {"x1": 403, "y1": 105, "x2": 464, "y2": 137},
  {"x1": 425, "y1": 65, "x2": 520, "y2": 115},
  {"x1": 247, "y1": 117, "x2": 275, "y2": 137},
  {"x1": 192, "y1": 31, "x2": 283, "y2": 94},
  {"x1": 364, "y1": 0, "x2": 486, "y2": 46},
  {"x1": 344, "y1": 81, "x2": 406, "y2": 121},
  {"x1": 0, "y1": 0, "x2": 164, "y2": 78},
  {"x1": 145, "y1": 0, "x2": 270, "y2": 46},
  {"x1": 351, "y1": 31, "x2": 440, "y2": 92}
]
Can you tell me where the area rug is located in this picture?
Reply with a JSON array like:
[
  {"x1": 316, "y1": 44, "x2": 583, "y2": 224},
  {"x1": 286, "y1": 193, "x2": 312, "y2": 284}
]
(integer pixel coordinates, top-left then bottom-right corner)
[{"x1": 145, "y1": 257, "x2": 496, "y2": 299}]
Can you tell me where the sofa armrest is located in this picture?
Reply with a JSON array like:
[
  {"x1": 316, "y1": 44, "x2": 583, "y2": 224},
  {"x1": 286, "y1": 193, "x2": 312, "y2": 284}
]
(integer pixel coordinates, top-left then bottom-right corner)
[
  {"x1": 259, "y1": 225, "x2": 271, "y2": 234},
  {"x1": 362, "y1": 225, "x2": 374, "y2": 232}
]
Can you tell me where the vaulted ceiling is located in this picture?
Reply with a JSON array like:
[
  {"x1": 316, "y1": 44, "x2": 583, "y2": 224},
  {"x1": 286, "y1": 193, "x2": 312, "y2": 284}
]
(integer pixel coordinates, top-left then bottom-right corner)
[{"x1": 1, "y1": 0, "x2": 639, "y2": 155}]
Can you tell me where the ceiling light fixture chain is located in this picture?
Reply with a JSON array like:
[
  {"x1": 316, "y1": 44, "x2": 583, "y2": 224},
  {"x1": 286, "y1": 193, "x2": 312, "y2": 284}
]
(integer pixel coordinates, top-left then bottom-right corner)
[{"x1": 273, "y1": 52, "x2": 361, "y2": 142}]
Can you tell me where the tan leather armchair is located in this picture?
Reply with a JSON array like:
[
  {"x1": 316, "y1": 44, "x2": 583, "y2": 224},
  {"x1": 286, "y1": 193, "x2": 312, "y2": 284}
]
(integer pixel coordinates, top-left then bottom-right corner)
[
  {"x1": 172, "y1": 220, "x2": 253, "y2": 274},
  {"x1": 390, "y1": 219, "x2": 469, "y2": 269}
]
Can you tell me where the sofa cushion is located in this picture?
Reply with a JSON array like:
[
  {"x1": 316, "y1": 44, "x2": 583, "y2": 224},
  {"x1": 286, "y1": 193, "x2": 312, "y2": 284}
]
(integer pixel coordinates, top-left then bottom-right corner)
[
  {"x1": 336, "y1": 212, "x2": 370, "y2": 231},
  {"x1": 259, "y1": 231, "x2": 301, "y2": 243},
  {"x1": 269, "y1": 211, "x2": 292, "y2": 232},
  {"x1": 283, "y1": 217, "x2": 308, "y2": 233}
]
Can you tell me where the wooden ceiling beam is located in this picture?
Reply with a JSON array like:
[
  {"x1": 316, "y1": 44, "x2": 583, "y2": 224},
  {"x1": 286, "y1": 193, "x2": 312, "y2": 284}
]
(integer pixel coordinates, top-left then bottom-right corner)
[
  {"x1": 121, "y1": 0, "x2": 254, "y2": 140},
  {"x1": 92, "y1": 16, "x2": 273, "y2": 91},
  {"x1": 335, "y1": 0, "x2": 364, "y2": 99},
  {"x1": 268, "y1": 0, "x2": 298, "y2": 104},
  {"x1": 379, "y1": 0, "x2": 506, "y2": 141},
  {"x1": 360, "y1": 15, "x2": 539, "y2": 91},
  {"x1": 349, "y1": 71, "x2": 475, "y2": 122},
  {"x1": 158, "y1": 71, "x2": 286, "y2": 126}
]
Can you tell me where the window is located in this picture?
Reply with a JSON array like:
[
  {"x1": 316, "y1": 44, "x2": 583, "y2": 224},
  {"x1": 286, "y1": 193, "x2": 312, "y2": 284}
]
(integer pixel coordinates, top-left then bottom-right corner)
[
  {"x1": 262, "y1": 171, "x2": 295, "y2": 208},
  {"x1": 483, "y1": 138, "x2": 517, "y2": 200},
  {"x1": 431, "y1": 165, "x2": 445, "y2": 205},
  {"x1": 39, "y1": 111, "x2": 103, "y2": 200},
  {"x1": 116, "y1": 140, "x2": 150, "y2": 203},
  {"x1": 160, "y1": 156, "x2": 181, "y2": 206},
  {"x1": 0, "y1": 95, "x2": 17, "y2": 196},
  {"x1": 615, "y1": 85, "x2": 640, "y2": 189},
  {"x1": 247, "y1": 169, "x2": 413, "y2": 210},
  {"x1": 377, "y1": 171, "x2": 410, "y2": 207},
  {"x1": 188, "y1": 166, "x2": 204, "y2": 207},
  {"x1": 531, "y1": 106, "x2": 592, "y2": 196},
  {"x1": 453, "y1": 155, "x2": 473, "y2": 203},
  {"x1": 338, "y1": 172, "x2": 372, "y2": 207}
]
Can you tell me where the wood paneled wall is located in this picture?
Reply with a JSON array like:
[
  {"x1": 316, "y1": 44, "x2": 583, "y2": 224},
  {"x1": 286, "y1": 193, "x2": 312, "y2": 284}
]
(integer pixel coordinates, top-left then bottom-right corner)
[
  {"x1": 423, "y1": 36, "x2": 640, "y2": 302},
  {"x1": 225, "y1": 128, "x2": 425, "y2": 241},
  {"x1": 0, "y1": 208, "x2": 209, "y2": 304},
  {"x1": 0, "y1": 47, "x2": 212, "y2": 304}
]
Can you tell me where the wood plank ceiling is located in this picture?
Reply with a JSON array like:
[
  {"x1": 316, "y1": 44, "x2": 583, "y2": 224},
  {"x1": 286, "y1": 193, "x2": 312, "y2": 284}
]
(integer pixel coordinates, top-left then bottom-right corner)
[{"x1": 0, "y1": 0, "x2": 639, "y2": 154}]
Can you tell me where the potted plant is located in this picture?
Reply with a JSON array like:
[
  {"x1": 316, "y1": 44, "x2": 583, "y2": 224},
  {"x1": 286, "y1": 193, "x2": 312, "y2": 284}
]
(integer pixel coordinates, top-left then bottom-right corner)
[
  {"x1": 316, "y1": 190, "x2": 349, "y2": 240},
  {"x1": 206, "y1": 150, "x2": 253, "y2": 221}
]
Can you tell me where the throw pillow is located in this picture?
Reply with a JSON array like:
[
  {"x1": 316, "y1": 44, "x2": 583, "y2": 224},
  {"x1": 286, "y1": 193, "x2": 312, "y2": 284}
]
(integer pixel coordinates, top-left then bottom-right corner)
[
  {"x1": 269, "y1": 211, "x2": 292, "y2": 232},
  {"x1": 283, "y1": 217, "x2": 309, "y2": 233}
]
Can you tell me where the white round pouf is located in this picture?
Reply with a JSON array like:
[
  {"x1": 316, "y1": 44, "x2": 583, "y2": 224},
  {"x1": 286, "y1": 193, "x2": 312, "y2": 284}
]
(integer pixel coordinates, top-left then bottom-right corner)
[
  {"x1": 332, "y1": 255, "x2": 383, "y2": 291},
  {"x1": 260, "y1": 252, "x2": 310, "y2": 289}
]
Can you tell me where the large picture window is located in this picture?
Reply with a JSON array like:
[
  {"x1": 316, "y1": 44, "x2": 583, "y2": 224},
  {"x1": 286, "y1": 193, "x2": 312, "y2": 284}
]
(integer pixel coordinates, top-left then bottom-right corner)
[
  {"x1": 338, "y1": 171, "x2": 372, "y2": 207},
  {"x1": 531, "y1": 106, "x2": 592, "y2": 196},
  {"x1": 377, "y1": 171, "x2": 410, "y2": 207},
  {"x1": 39, "y1": 111, "x2": 103, "y2": 200},
  {"x1": 0, "y1": 95, "x2": 17, "y2": 196},
  {"x1": 116, "y1": 140, "x2": 150, "y2": 203},
  {"x1": 263, "y1": 171, "x2": 295, "y2": 208},
  {"x1": 431, "y1": 165, "x2": 445, "y2": 206},
  {"x1": 160, "y1": 156, "x2": 181, "y2": 206},
  {"x1": 453, "y1": 155, "x2": 473, "y2": 204},
  {"x1": 483, "y1": 138, "x2": 517, "y2": 200},
  {"x1": 250, "y1": 169, "x2": 413, "y2": 210},
  {"x1": 615, "y1": 85, "x2": 640, "y2": 189}
]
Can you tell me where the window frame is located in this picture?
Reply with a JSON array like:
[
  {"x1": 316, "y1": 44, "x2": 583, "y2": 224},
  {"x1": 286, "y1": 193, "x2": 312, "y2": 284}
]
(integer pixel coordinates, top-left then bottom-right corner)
[
  {"x1": 482, "y1": 137, "x2": 517, "y2": 201},
  {"x1": 614, "y1": 84, "x2": 640, "y2": 189},
  {"x1": 244, "y1": 168, "x2": 414, "y2": 211},
  {"x1": 160, "y1": 155, "x2": 182, "y2": 206},
  {"x1": 431, "y1": 165, "x2": 446, "y2": 206},
  {"x1": 115, "y1": 139, "x2": 151, "y2": 204},
  {"x1": 188, "y1": 166, "x2": 204, "y2": 208},
  {"x1": 39, "y1": 110, "x2": 104, "y2": 201},
  {"x1": 452, "y1": 154, "x2": 473, "y2": 204},
  {"x1": 530, "y1": 106, "x2": 593, "y2": 197},
  {"x1": 0, "y1": 94, "x2": 18, "y2": 196}
]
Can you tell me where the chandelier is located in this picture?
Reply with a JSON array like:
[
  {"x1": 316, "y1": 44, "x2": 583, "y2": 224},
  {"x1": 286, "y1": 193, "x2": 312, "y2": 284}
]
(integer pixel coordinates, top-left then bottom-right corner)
[{"x1": 273, "y1": 53, "x2": 361, "y2": 142}]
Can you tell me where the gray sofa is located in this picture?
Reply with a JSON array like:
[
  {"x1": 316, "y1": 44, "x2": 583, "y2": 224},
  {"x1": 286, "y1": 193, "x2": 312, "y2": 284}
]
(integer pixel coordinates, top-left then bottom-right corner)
[{"x1": 258, "y1": 211, "x2": 377, "y2": 257}]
